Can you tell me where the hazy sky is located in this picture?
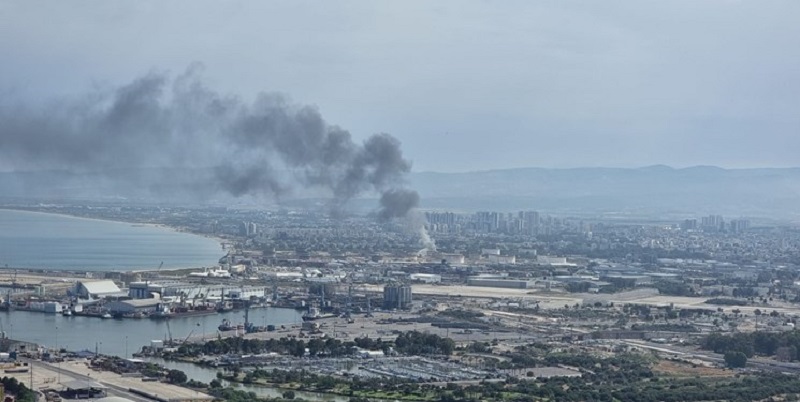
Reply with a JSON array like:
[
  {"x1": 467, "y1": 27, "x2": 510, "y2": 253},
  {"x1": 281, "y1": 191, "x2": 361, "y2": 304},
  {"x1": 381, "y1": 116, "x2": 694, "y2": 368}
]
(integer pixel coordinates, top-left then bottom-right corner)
[{"x1": 1, "y1": 1, "x2": 798, "y2": 172}]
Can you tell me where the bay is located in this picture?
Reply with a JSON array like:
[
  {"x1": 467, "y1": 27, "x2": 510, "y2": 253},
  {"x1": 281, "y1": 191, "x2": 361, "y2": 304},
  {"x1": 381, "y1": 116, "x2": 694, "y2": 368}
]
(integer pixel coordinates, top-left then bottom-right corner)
[
  {"x1": 0, "y1": 209, "x2": 223, "y2": 271},
  {"x1": 0, "y1": 210, "x2": 356, "y2": 399}
]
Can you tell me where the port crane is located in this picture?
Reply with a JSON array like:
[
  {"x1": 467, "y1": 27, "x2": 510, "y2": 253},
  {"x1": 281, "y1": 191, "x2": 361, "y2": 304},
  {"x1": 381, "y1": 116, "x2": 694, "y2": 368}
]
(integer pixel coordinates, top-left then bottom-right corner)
[
  {"x1": 0, "y1": 316, "x2": 6, "y2": 349},
  {"x1": 182, "y1": 328, "x2": 195, "y2": 345},
  {"x1": 165, "y1": 320, "x2": 173, "y2": 345},
  {"x1": 145, "y1": 261, "x2": 164, "y2": 287}
]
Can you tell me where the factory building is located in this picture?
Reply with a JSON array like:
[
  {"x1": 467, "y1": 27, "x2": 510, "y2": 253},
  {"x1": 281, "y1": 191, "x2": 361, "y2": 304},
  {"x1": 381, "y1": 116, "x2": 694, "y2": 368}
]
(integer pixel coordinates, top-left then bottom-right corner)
[
  {"x1": 467, "y1": 278, "x2": 531, "y2": 289},
  {"x1": 383, "y1": 285, "x2": 413, "y2": 310},
  {"x1": 536, "y1": 256, "x2": 574, "y2": 266},
  {"x1": 105, "y1": 299, "x2": 164, "y2": 315},
  {"x1": 74, "y1": 280, "x2": 126, "y2": 300},
  {"x1": 409, "y1": 273, "x2": 442, "y2": 283},
  {"x1": 600, "y1": 274, "x2": 652, "y2": 287},
  {"x1": 128, "y1": 281, "x2": 269, "y2": 301},
  {"x1": 440, "y1": 253, "x2": 465, "y2": 264},
  {"x1": 487, "y1": 254, "x2": 516, "y2": 264}
]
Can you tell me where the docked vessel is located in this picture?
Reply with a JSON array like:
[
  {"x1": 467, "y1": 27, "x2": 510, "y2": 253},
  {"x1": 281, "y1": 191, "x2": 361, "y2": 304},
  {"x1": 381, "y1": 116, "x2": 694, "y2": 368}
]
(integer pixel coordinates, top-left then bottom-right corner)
[
  {"x1": 150, "y1": 305, "x2": 217, "y2": 319},
  {"x1": 301, "y1": 307, "x2": 335, "y2": 321},
  {"x1": 218, "y1": 318, "x2": 243, "y2": 332}
]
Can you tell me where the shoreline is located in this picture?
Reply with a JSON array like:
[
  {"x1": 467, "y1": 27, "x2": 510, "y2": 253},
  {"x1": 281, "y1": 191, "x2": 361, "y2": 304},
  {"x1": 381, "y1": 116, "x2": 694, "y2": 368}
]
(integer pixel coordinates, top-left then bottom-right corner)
[{"x1": 0, "y1": 207, "x2": 227, "y2": 272}]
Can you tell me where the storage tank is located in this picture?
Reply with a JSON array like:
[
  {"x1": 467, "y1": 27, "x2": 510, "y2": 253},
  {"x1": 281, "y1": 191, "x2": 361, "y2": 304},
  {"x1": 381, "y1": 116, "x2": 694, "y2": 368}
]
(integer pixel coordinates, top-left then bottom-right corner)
[{"x1": 383, "y1": 285, "x2": 413, "y2": 310}]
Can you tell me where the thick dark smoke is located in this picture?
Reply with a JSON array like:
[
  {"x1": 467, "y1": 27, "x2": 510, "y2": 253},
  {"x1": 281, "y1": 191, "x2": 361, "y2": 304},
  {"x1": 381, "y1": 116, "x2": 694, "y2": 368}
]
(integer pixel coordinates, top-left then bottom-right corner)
[
  {"x1": 0, "y1": 64, "x2": 419, "y2": 218},
  {"x1": 378, "y1": 189, "x2": 419, "y2": 221}
]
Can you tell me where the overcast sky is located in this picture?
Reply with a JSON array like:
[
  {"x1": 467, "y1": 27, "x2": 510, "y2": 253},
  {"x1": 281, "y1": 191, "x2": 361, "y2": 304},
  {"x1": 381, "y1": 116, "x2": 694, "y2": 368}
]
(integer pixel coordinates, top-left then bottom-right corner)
[{"x1": 1, "y1": 1, "x2": 798, "y2": 172}]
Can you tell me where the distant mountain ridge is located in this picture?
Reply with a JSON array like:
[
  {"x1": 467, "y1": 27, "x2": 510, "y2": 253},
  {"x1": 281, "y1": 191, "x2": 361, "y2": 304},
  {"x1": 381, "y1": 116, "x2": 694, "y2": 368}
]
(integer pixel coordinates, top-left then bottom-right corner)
[
  {"x1": 2, "y1": 166, "x2": 800, "y2": 219},
  {"x1": 408, "y1": 166, "x2": 800, "y2": 219}
]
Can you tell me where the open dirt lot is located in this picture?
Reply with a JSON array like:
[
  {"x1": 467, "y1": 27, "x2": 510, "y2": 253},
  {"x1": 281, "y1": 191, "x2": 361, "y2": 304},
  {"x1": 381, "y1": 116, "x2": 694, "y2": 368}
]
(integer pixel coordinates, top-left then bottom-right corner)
[{"x1": 653, "y1": 359, "x2": 735, "y2": 378}]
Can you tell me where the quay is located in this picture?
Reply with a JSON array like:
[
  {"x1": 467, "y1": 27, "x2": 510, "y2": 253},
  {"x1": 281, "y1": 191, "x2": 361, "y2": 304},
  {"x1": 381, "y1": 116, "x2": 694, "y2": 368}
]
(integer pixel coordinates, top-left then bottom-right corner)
[{"x1": 0, "y1": 337, "x2": 212, "y2": 402}]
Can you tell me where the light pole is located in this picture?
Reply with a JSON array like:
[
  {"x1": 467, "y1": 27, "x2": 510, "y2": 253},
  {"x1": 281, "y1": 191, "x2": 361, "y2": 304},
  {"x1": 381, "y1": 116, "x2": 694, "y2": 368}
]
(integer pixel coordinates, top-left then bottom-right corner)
[{"x1": 55, "y1": 326, "x2": 60, "y2": 384}]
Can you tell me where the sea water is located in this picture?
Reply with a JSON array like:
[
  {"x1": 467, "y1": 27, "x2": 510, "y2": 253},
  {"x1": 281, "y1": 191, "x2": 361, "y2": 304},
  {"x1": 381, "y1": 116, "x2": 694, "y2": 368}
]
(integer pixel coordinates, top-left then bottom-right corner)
[{"x1": 0, "y1": 209, "x2": 223, "y2": 271}]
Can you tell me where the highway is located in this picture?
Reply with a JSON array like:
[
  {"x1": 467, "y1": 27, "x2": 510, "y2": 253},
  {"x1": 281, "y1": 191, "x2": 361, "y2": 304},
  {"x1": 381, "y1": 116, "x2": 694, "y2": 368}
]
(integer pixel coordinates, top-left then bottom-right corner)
[
  {"x1": 620, "y1": 340, "x2": 800, "y2": 374},
  {"x1": 24, "y1": 358, "x2": 163, "y2": 402}
]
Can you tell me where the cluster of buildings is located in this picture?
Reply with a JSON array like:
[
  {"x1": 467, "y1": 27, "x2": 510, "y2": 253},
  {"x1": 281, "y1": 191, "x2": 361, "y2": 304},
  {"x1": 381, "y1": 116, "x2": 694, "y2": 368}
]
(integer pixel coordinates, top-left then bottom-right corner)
[
  {"x1": 680, "y1": 214, "x2": 751, "y2": 233},
  {"x1": 425, "y1": 210, "x2": 579, "y2": 235},
  {"x1": 13, "y1": 203, "x2": 800, "y2": 328},
  {"x1": 62, "y1": 277, "x2": 273, "y2": 317}
]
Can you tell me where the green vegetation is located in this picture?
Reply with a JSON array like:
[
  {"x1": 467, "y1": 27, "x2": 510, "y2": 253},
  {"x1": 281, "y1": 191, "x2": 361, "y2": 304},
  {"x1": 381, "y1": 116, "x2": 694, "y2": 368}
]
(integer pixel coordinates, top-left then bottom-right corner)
[
  {"x1": 172, "y1": 335, "x2": 390, "y2": 359},
  {"x1": 702, "y1": 330, "x2": 800, "y2": 359},
  {"x1": 169, "y1": 332, "x2": 800, "y2": 401},
  {"x1": 208, "y1": 343, "x2": 800, "y2": 402},
  {"x1": 171, "y1": 330, "x2": 455, "y2": 361},
  {"x1": 233, "y1": 353, "x2": 800, "y2": 401},
  {"x1": 438, "y1": 309, "x2": 485, "y2": 320},
  {"x1": 705, "y1": 298, "x2": 748, "y2": 306},
  {"x1": 394, "y1": 331, "x2": 456, "y2": 356},
  {"x1": 724, "y1": 351, "x2": 748, "y2": 368},
  {"x1": 166, "y1": 368, "x2": 188, "y2": 384},
  {"x1": 0, "y1": 376, "x2": 36, "y2": 402}
]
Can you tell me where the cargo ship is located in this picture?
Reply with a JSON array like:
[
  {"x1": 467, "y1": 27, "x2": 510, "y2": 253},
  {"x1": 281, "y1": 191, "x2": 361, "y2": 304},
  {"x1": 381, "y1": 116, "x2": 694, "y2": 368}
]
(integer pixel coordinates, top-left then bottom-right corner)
[
  {"x1": 150, "y1": 305, "x2": 217, "y2": 319},
  {"x1": 301, "y1": 307, "x2": 335, "y2": 321}
]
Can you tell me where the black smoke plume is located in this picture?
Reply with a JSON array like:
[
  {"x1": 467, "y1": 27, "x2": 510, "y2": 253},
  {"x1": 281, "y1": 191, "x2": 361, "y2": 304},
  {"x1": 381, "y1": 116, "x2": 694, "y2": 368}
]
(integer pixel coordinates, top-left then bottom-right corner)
[
  {"x1": 0, "y1": 64, "x2": 419, "y2": 217},
  {"x1": 378, "y1": 189, "x2": 420, "y2": 221}
]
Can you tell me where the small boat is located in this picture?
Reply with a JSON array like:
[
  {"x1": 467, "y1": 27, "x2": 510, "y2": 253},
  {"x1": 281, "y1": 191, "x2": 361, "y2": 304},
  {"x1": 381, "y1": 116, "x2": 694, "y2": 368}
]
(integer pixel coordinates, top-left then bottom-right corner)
[
  {"x1": 218, "y1": 318, "x2": 238, "y2": 331},
  {"x1": 101, "y1": 313, "x2": 112, "y2": 319},
  {"x1": 61, "y1": 309, "x2": 72, "y2": 316}
]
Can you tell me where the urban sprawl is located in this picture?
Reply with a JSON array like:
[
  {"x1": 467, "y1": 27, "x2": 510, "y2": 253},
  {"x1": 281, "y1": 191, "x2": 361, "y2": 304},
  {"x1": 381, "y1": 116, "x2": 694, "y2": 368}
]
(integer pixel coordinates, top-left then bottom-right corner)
[{"x1": 2, "y1": 202, "x2": 800, "y2": 402}]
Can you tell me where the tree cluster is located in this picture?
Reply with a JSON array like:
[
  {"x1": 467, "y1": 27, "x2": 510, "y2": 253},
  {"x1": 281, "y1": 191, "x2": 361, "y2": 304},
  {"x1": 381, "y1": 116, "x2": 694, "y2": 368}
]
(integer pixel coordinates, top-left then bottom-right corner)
[
  {"x1": 0, "y1": 377, "x2": 35, "y2": 402},
  {"x1": 394, "y1": 331, "x2": 456, "y2": 356},
  {"x1": 702, "y1": 330, "x2": 800, "y2": 360}
]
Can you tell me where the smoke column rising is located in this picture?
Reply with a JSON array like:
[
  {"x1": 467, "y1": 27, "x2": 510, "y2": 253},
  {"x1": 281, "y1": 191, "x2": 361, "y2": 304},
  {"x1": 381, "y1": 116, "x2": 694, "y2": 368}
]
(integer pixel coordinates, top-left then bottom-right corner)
[{"x1": 0, "y1": 64, "x2": 421, "y2": 219}]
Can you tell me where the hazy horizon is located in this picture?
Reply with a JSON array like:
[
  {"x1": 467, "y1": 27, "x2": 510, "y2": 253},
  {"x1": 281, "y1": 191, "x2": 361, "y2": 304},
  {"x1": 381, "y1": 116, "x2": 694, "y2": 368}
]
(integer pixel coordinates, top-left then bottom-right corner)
[{"x1": 4, "y1": 164, "x2": 800, "y2": 175}]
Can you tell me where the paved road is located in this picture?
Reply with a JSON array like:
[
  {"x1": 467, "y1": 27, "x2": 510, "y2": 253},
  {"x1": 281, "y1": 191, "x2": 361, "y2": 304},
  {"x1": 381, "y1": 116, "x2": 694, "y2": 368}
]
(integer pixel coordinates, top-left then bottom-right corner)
[
  {"x1": 620, "y1": 340, "x2": 800, "y2": 373},
  {"x1": 24, "y1": 359, "x2": 153, "y2": 402}
]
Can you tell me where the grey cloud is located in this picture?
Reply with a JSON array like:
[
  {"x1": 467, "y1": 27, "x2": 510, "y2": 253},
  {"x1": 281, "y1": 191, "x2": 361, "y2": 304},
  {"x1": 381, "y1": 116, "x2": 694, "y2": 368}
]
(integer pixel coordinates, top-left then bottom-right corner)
[{"x1": 2, "y1": 1, "x2": 797, "y2": 172}]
